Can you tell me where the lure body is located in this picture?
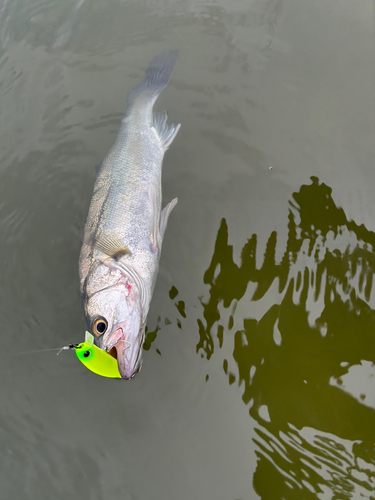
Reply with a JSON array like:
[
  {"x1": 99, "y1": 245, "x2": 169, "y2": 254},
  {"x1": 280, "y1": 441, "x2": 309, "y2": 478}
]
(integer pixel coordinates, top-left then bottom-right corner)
[{"x1": 75, "y1": 332, "x2": 121, "y2": 378}]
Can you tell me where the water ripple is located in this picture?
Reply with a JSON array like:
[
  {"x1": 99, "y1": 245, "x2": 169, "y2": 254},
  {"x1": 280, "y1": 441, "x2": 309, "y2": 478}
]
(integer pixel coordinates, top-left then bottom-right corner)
[{"x1": 193, "y1": 176, "x2": 375, "y2": 498}]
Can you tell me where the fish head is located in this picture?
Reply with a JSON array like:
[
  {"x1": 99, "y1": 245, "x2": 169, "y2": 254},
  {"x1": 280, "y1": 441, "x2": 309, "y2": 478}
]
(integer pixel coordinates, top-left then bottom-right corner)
[{"x1": 84, "y1": 283, "x2": 145, "y2": 380}]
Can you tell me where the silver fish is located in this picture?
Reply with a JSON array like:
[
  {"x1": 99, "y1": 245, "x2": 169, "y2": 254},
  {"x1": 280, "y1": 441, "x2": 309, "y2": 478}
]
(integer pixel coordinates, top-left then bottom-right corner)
[{"x1": 79, "y1": 50, "x2": 180, "y2": 379}]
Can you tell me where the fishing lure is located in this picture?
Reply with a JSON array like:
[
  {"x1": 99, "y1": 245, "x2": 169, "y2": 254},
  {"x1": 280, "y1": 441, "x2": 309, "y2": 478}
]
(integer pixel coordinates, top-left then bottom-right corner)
[{"x1": 58, "y1": 331, "x2": 121, "y2": 378}]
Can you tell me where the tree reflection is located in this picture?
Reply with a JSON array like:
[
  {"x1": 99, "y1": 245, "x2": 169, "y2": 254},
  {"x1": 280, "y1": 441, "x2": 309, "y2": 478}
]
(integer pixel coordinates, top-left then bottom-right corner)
[{"x1": 197, "y1": 177, "x2": 375, "y2": 498}]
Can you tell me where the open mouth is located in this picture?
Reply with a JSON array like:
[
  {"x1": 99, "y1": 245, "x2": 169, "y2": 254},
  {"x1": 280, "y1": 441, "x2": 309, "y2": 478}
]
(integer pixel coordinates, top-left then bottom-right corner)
[
  {"x1": 107, "y1": 338, "x2": 130, "y2": 359},
  {"x1": 109, "y1": 346, "x2": 118, "y2": 360},
  {"x1": 104, "y1": 326, "x2": 143, "y2": 379}
]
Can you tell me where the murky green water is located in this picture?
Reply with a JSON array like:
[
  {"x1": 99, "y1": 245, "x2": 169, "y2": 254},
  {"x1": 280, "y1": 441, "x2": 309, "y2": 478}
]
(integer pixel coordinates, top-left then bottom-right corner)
[{"x1": 1, "y1": 0, "x2": 374, "y2": 499}]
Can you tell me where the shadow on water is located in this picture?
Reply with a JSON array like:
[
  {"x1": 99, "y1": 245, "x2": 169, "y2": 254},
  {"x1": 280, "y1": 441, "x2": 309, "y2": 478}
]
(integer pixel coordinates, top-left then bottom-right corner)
[{"x1": 193, "y1": 176, "x2": 375, "y2": 499}]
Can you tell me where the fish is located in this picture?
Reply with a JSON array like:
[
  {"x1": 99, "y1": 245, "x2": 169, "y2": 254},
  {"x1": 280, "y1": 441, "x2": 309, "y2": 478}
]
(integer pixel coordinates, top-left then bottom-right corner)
[{"x1": 79, "y1": 50, "x2": 181, "y2": 379}]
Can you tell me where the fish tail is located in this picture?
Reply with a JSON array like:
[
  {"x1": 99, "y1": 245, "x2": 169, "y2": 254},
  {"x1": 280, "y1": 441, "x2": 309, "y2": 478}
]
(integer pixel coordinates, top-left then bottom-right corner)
[{"x1": 126, "y1": 49, "x2": 179, "y2": 113}]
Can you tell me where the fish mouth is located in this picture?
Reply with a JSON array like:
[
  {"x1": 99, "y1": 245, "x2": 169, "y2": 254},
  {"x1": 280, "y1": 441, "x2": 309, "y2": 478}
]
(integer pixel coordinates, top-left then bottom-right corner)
[
  {"x1": 109, "y1": 346, "x2": 118, "y2": 360},
  {"x1": 104, "y1": 322, "x2": 143, "y2": 380}
]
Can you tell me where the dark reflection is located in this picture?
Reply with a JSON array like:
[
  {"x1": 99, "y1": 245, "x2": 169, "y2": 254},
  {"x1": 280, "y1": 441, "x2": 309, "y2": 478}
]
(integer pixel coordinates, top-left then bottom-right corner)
[
  {"x1": 197, "y1": 177, "x2": 375, "y2": 498},
  {"x1": 143, "y1": 321, "x2": 161, "y2": 352}
]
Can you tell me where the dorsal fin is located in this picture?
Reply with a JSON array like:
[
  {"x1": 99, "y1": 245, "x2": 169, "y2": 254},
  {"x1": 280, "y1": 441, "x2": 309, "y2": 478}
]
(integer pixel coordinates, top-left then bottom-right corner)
[{"x1": 152, "y1": 112, "x2": 181, "y2": 151}]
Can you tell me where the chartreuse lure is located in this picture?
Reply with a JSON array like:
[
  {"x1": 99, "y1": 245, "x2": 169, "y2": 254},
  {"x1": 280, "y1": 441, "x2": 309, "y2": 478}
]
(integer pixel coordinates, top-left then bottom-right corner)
[{"x1": 60, "y1": 331, "x2": 121, "y2": 378}]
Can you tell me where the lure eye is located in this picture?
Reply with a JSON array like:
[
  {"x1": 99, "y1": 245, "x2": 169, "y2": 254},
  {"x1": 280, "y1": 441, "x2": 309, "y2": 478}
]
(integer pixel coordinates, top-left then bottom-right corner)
[
  {"x1": 83, "y1": 350, "x2": 91, "y2": 358},
  {"x1": 92, "y1": 317, "x2": 108, "y2": 336}
]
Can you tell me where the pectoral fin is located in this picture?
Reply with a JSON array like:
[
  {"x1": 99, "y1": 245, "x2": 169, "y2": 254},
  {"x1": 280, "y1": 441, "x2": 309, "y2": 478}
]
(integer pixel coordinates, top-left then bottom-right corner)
[{"x1": 84, "y1": 231, "x2": 131, "y2": 260}]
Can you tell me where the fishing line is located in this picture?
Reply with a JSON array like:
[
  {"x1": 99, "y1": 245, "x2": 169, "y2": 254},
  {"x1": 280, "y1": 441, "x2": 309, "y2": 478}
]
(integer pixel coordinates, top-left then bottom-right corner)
[
  {"x1": 16, "y1": 347, "x2": 67, "y2": 355},
  {"x1": 16, "y1": 344, "x2": 80, "y2": 356}
]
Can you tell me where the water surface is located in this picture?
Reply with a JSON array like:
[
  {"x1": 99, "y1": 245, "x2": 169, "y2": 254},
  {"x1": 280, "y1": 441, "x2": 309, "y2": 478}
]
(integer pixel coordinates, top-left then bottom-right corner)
[{"x1": 0, "y1": 0, "x2": 374, "y2": 499}]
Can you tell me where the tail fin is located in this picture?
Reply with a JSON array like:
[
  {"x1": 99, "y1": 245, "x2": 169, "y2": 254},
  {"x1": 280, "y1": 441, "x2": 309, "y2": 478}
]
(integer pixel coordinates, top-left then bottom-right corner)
[{"x1": 127, "y1": 50, "x2": 179, "y2": 113}]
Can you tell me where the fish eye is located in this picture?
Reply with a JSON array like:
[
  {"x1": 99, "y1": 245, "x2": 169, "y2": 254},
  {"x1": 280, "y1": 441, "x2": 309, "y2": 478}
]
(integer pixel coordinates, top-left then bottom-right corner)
[
  {"x1": 92, "y1": 317, "x2": 108, "y2": 336},
  {"x1": 83, "y1": 351, "x2": 91, "y2": 358}
]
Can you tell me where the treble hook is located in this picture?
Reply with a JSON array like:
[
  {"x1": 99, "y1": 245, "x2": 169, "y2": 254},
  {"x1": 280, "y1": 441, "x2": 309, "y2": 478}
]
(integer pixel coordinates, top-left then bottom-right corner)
[{"x1": 106, "y1": 339, "x2": 131, "y2": 351}]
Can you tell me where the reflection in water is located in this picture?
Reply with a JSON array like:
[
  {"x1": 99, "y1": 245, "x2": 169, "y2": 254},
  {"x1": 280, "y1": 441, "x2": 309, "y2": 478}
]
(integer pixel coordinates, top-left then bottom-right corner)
[{"x1": 196, "y1": 177, "x2": 375, "y2": 498}]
